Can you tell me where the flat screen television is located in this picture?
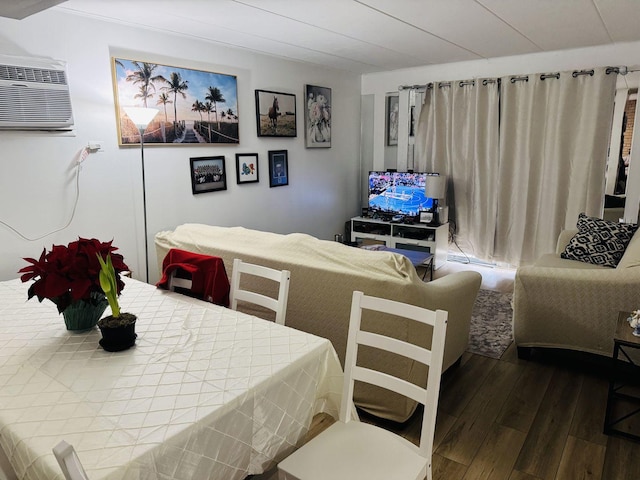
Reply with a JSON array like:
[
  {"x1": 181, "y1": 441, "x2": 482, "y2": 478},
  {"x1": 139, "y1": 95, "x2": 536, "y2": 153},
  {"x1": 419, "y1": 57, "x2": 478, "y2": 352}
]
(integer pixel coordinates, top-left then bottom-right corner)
[{"x1": 368, "y1": 171, "x2": 437, "y2": 218}]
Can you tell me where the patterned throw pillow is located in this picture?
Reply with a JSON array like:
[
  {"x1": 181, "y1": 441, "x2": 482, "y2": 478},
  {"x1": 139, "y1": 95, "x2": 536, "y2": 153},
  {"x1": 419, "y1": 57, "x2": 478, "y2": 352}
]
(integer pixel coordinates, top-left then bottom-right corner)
[{"x1": 561, "y1": 213, "x2": 638, "y2": 268}]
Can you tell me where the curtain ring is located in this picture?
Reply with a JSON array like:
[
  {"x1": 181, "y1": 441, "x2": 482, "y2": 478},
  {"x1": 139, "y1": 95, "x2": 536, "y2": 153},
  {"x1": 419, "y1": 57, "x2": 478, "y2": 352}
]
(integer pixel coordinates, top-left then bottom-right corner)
[
  {"x1": 459, "y1": 80, "x2": 475, "y2": 87},
  {"x1": 572, "y1": 69, "x2": 594, "y2": 77},
  {"x1": 510, "y1": 76, "x2": 529, "y2": 83},
  {"x1": 540, "y1": 73, "x2": 560, "y2": 81}
]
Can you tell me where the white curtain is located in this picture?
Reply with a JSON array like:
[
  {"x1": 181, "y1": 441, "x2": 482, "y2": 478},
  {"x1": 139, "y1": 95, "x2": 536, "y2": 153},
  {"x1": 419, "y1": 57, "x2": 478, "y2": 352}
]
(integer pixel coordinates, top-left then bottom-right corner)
[
  {"x1": 416, "y1": 68, "x2": 616, "y2": 266},
  {"x1": 495, "y1": 68, "x2": 616, "y2": 265},
  {"x1": 415, "y1": 79, "x2": 500, "y2": 259}
]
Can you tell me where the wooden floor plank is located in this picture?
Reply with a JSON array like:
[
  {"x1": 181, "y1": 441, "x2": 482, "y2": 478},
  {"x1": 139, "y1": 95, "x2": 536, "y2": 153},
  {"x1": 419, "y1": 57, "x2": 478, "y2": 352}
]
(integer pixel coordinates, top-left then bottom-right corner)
[
  {"x1": 509, "y1": 470, "x2": 542, "y2": 480},
  {"x1": 602, "y1": 435, "x2": 640, "y2": 479},
  {"x1": 555, "y1": 435, "x2": 605, "y2": 480},
  {"x1": 569, "y1": 374, "x2": 609, "y2": 446},
  {"x1": 497, "y1": 361, "x2": 554, "y2": 433},
  {"x1": 439, "y1": 354, "x2": 498, "y2": 417},
  {"x1": 437, "y1": 360, "x2": 521, "y2": 465},
  {"x1": 433, "y1": 454, "x2": 468, "y2": 480},
  {"x1": 461, "y1": 423, "x2": 526, "y2": 480},
  {"x1": 514, "y1": 368, "x2": 583, "y2": 479}
]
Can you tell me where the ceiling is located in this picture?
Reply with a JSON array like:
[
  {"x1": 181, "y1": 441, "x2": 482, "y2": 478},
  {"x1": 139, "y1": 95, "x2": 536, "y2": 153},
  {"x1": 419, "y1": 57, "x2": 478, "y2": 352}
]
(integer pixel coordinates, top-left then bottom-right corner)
[{"x1": 3, "y1": 0, "x2": 640, "y2": 75}]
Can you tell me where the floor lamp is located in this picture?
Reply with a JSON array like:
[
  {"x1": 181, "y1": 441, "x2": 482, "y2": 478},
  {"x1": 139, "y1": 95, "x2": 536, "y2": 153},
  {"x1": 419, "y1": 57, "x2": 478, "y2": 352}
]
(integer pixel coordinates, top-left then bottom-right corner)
[{"x1": 123, "y1": 107, "x2": 158, "y2": 283}]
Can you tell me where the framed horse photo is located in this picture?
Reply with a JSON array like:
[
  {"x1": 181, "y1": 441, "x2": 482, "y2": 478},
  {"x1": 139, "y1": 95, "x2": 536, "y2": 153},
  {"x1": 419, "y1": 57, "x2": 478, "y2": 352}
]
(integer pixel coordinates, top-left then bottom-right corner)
[{"x1": 255, "y1": 90, "x2": 296, "y2": 137}]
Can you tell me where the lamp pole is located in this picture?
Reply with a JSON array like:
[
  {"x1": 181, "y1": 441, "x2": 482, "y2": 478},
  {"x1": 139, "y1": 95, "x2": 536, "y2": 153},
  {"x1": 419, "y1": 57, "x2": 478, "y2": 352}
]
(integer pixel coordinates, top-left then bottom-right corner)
[{"x1": 123, "y1": 107, "x2": 158, "y2": 283}]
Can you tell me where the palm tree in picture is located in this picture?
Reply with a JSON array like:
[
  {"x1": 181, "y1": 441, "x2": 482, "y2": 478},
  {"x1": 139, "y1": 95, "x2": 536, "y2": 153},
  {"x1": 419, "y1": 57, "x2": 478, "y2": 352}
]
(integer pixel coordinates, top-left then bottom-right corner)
[
  {"x1": 134, "y1": 84, "x2": 154, "y2": 108},
  {"x1": 192, "y1": 100, "x2": 206, "y2": 122},
  {"x1": 126, "y1": 62, "x2": 165, "y2": 108},
  {"x1": 204, "y1": 101, "x2": 213, "y2": 124},
  {"x1": 163, "y1": 72, "x2": 189, "y2": 125},
  {"x1": 156, "y1": 93, "x2": 173, "y2": 122},
  {"x1": 205, "y1": 86, "x2": 225, "y2": 130}
]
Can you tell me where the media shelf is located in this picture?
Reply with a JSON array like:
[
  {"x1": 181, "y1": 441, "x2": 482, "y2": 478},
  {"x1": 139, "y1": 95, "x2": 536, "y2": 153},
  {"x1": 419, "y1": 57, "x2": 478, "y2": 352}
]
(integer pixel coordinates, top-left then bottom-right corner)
[{"x1": 350, "y1": 217, "x2": 448, "y2": 270}]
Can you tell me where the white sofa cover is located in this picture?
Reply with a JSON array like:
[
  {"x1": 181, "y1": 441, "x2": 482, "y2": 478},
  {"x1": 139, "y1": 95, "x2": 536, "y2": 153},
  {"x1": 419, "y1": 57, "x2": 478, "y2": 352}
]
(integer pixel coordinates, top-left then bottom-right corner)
[
  {"x1": 155, "y1": 224, "x2": 481, "y2": 422},
  {"x1": 514, "y1": 228, "x2": 640, "y2": 357}
]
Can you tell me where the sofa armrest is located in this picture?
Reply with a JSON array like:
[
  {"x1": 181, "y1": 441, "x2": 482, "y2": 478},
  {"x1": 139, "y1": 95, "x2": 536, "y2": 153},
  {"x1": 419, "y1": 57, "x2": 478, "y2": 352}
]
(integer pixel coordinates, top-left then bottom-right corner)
[
  {"x1": 514, "y1": 265, "x2": 640, "y2": 354},
  {"x1": 422, "y1": 271, "x2": 482, "y2": 368}
]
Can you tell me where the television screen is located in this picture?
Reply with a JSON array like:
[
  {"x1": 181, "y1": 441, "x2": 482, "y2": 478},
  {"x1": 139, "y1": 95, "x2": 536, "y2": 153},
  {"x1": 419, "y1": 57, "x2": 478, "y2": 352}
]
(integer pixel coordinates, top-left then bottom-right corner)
[{"x1": 368, "y1": 171, "x2": 436, "y2": 217}]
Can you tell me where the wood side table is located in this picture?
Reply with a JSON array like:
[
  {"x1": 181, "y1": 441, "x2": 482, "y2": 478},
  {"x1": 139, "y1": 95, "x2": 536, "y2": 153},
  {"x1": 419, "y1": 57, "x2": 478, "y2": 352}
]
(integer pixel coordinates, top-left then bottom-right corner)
[{"x1": 603, "y1": 311, "x2": 640, "y2": 442}]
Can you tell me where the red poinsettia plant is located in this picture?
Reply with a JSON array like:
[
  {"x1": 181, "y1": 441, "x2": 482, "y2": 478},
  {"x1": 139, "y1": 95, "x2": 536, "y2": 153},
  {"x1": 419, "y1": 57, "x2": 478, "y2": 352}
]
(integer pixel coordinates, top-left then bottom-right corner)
[{"x1": 19, "y1": 238, "x2": 129, "y2": 313}]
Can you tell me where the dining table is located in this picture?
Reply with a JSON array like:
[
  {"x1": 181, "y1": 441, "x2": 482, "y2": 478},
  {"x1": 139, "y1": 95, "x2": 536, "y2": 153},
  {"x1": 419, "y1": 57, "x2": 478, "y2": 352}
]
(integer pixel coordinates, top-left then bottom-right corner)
[{"x1": 0, "y1": 277, "x2": 343, "y2": 480}]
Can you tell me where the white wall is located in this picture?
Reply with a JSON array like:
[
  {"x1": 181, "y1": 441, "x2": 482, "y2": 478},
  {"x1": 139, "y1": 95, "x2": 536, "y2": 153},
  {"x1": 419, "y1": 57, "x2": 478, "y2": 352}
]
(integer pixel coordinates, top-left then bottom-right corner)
[
  {"x1": 0, "y1": 10, "x2": 362, "y2": 283},
  {"x1": 361, "y1": 41, "x2": 640, "y2": 224}
]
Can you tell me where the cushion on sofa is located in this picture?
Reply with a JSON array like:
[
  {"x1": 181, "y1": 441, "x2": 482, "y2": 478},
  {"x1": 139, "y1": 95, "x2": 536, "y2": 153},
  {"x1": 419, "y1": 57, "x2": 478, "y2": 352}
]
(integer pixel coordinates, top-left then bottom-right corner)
[
  {"x1": 560, "y1": 213, "x2": 638, "y2": 268},
  {"x1": 534, "y1": 253, "x2": 608, "y2": 270},
  {"x1": 617, "y1": 228, "x2": 640, "y2": 268}
]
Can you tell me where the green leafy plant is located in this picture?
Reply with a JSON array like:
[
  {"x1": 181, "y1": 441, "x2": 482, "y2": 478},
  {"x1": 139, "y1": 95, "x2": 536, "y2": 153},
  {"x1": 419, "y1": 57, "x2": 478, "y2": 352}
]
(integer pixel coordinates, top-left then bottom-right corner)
[{"x1": 96, "y1": 253, "x2": 121, "y2": 318}]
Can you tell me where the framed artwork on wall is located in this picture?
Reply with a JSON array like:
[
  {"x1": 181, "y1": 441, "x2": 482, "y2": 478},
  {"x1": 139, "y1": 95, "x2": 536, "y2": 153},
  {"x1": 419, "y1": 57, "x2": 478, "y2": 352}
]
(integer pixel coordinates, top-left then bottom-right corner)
[
  {"x1": 190, "y1": 156, "x2": 227, "y2": 194},
  {"x1": 112, "y1": 57, "x2": 239, "y2": 146},
  {"x1": 236, "y1": 153, "x2": 259, "y2": 184},
  {"x1": 255, "y1": 90, "x2": 296, "y2": 137},
  {"x1": 304, "y1": 84, "x2": 331, "y2": 148},
  {"x1": 268, "y1": 150, "x2": 289, "y2": 187},
  {"x1": 386, "y1": 94, "x2": 399, "y2": 146}
]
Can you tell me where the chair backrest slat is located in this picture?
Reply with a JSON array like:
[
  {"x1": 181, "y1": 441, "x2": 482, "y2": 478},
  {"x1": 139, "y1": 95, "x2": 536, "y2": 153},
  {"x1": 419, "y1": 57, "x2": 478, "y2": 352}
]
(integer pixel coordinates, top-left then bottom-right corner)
[
  {"x1": 229, "y1": 258, "x2": 291, "y2": 325},
  {"x1": 342, "y1": 290, "x2": 448, "y2": 459},
  {"x1": 52, "y1": 440, "x2": 89, "y2": 480}
]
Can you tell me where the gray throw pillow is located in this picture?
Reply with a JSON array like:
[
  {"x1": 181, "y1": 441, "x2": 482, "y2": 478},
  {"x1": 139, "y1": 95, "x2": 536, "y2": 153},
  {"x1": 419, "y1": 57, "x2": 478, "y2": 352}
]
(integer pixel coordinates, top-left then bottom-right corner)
[{"x1": 560, "y1": 213, "x2": 638, "y2": 268}]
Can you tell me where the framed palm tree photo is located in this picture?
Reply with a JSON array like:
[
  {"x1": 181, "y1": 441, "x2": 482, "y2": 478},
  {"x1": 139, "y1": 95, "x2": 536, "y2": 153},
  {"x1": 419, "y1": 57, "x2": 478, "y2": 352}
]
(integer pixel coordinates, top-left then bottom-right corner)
[{"x1": 112, "y1": 57, "x2": 239, "y2": 146}]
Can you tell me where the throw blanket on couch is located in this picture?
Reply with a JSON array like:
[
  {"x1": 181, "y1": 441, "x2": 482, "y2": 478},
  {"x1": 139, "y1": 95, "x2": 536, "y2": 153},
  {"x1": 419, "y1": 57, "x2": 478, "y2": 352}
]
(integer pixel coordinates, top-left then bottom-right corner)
[{"x1": 156, "y1": 224, "x2": 481, "y2": 422}]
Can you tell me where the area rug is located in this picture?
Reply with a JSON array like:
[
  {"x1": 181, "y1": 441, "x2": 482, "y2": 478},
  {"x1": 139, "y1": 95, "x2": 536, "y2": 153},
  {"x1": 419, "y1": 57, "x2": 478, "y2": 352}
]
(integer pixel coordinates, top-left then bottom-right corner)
[{"x1": 467, "y1": 289, "x2": 514, "y2": 359}]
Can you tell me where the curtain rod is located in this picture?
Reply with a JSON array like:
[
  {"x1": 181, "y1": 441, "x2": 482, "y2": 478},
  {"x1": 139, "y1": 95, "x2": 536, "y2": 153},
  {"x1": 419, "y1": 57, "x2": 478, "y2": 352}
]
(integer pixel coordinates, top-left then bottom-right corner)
[{"x1": 398, "y1": 65, "x2": 638, "y2": 91}]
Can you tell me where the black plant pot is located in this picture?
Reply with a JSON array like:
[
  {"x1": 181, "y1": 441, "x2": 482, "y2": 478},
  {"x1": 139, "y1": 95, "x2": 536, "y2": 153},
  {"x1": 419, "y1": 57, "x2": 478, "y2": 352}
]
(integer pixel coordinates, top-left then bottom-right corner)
[{"x1": 98, "y1": 313, "x2": 137, "y2": 352}]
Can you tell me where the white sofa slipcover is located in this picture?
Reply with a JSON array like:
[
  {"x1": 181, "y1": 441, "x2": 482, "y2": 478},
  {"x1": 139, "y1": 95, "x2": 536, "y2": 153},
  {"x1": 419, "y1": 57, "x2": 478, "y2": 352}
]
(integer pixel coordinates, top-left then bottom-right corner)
[
  {"x1": 155, "y1": 224, "x2": 481, "y2": 423},
  {"x1": 514, "y1": 228, "x2": 640, "y2": 357}
]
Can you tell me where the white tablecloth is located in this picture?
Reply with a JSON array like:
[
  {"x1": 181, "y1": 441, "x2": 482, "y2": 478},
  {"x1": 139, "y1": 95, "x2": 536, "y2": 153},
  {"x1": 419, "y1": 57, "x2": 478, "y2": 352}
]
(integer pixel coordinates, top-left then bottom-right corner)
[{"x1": 0, "y1": 278, "x2": 343, "y2": 480}]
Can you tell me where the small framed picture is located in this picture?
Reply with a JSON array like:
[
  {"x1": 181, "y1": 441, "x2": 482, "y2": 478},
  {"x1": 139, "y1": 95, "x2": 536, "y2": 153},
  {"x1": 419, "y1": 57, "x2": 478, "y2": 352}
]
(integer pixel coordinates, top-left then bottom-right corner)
[
  {"x1": 236, "y1": 153, "x2": 259, "y2": 184},
  {"x1": 255, "y1": 89, "x2": 297, "y2": 137},
  {"x1": 268, "y1": 150, "x2": 289, "y2": 187},
  {"x1": 304, "y1": 84, "x2": 331, "y2": 148},
  {"x1": 386, "y1": 94, "x2": 399, "y2": 146},
  {"x1": 190, "y1": 156, "x2": 227, "y2": 194}
]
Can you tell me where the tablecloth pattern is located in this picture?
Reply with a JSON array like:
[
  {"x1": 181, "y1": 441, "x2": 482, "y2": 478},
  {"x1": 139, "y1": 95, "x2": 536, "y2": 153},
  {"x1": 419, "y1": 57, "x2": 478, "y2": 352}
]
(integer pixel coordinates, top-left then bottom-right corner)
[{"x1": 0, "y1": 278, "x2": 342, "y2": 479}]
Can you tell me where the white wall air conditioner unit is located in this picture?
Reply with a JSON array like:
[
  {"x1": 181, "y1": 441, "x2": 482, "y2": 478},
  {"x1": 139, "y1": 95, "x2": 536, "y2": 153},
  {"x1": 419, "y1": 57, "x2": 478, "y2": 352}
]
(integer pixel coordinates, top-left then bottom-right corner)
[{"x1": 0, "y1": 54, "x2": 74, "y2": 130}]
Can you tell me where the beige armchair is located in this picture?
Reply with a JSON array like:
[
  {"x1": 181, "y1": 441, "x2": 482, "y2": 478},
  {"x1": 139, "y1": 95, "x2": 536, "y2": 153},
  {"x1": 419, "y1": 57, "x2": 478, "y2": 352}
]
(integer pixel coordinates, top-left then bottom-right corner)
[{"x1": 514, "y1": 228, "x2": 640, "y2": 358}]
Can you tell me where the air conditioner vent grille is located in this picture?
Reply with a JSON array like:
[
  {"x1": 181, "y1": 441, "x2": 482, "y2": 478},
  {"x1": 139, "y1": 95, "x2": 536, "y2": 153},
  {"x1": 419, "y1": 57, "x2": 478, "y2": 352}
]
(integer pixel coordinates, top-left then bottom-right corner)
[{"x1": 0, "y1": 64, "x2": 67, "y2": 85}]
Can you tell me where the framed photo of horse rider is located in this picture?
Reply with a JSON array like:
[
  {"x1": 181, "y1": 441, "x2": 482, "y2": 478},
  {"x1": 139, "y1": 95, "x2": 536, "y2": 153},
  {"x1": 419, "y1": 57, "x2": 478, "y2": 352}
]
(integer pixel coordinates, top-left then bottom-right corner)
[
  {"x1": 304, "y1": 84, "x2": 331, "y2": 148},
  {"x1": 255, "y1": 89, "x2": 297, "y2": 137}
]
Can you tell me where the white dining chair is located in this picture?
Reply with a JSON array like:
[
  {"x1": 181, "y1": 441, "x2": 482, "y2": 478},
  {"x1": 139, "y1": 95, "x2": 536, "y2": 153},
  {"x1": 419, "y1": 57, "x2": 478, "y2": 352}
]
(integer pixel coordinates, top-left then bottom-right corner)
[
  {"x1": 52, "y1": 441, "x2": 89, "y2": 480},
  {"x1": 167, "y1": 270, "x2": 192, "y2": 292},
  {"x1": 277, "y1": 290, "x2": 448, "y2": 480},
  {"x1": 229, "y1": 258, "x2": 291, "y2": 325}
]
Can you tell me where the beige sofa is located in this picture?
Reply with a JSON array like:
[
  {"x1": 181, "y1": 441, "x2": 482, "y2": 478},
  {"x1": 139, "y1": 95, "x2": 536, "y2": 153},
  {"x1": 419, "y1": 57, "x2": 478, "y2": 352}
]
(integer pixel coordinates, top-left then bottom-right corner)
[
  {"x1": 155, "y1": 224, "x2": 481, "y2": 422},
  {"x1": 514, "y1": 228, "x2": 640, "y2": 357}
]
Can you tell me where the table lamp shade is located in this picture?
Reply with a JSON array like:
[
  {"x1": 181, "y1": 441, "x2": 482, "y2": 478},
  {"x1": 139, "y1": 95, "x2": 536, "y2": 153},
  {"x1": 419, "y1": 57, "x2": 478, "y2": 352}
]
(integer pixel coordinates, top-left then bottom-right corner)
[
  {"x1": 124, "y1": 107, "x2": 158, "y2": 129},
  {"x1": 425, "y1": 174, "x2": 446, "y2": 199}
]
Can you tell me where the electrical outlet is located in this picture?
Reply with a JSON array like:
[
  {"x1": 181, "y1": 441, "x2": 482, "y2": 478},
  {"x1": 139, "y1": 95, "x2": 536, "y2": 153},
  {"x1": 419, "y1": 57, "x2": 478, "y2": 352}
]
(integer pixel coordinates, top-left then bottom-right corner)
[{"x1": 88, "y1": 141, "x2": 104, "y2": 152}]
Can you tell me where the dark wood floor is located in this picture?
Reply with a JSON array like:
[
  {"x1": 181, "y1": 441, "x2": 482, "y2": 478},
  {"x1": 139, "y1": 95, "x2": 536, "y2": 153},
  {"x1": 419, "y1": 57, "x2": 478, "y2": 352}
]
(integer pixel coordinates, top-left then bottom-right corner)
[
  {"x1": 252, "y1": 263, "x2": 640, "y2": 479},
  {"x1": 357, "y1": 344, "x2": 640, "y2": 480},
  {"x1": 254, "y1": 345, "x2": 640, "y2": 480}
]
